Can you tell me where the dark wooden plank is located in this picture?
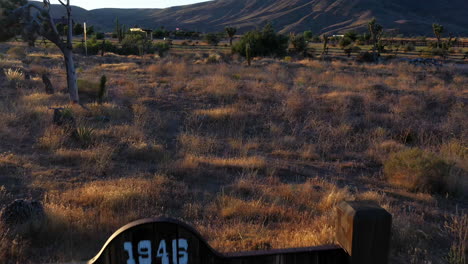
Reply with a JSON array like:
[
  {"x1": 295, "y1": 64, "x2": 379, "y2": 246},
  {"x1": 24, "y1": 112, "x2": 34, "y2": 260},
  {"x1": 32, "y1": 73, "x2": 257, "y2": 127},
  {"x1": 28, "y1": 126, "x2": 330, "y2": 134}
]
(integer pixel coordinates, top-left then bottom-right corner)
[{"x1": 88, "y1": 218, "x2": 349, "y2": 264}]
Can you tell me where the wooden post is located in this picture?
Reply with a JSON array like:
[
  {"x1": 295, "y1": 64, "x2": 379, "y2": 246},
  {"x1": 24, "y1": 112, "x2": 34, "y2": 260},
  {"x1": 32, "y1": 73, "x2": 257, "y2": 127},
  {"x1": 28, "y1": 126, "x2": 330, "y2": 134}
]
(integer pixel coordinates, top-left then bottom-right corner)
[
  {"x1": 84, "y1": 22, "x2": 88, "y2": 56},
  {"x1": 336, "y1": 201, "x2": 392, "y2": 264}
]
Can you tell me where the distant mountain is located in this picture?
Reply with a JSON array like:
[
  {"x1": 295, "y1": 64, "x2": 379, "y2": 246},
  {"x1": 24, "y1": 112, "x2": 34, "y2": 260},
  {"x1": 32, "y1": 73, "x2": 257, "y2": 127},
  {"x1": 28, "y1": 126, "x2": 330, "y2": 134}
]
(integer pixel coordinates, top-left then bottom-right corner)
[{"x1": 36, "y1": 0, "x2": 468, "y2": 35}]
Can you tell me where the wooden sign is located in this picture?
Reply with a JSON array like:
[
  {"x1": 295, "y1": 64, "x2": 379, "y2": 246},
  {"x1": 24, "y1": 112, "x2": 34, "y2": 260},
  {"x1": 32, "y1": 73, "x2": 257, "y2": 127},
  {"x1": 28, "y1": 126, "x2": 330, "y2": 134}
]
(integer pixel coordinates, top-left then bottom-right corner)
[{"x1": 88, "y1": 217, "x2": 348, "y2": 264}]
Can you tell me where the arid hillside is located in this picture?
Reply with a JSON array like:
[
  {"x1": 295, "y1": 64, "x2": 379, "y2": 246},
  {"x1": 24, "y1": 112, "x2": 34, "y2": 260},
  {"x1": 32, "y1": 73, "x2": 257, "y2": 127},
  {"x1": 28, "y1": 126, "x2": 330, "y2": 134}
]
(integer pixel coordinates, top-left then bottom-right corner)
[{"x1": 42, "y1": 0, "x2": 468, "y2": 35}]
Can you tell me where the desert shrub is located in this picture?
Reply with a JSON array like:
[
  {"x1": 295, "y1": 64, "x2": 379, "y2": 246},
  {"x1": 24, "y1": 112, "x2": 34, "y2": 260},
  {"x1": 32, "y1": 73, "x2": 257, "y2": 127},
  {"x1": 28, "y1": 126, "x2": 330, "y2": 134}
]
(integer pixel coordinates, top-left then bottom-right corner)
[
  {"x1": 0, "y1": 185, "x2": 11, "y2": 205},
  {"x1": 339, "y1": 36, "x2": 353, "y2": 49},
  {"x1": 289, "y1": 33, "x2": 307, "y2": 54},
  {"x1": 74, "y1": 39, "x2": 117, "y2": 55},
  {"x1": 403, "y1": 43, "x2": 415, "y2": 52},
  {"x1": 77, "y1": 79, "x2": 99, "y2": 96},
  {"x1": 232, "y1": 23, "x2": 288, "y2": 58},
  {"x1": 430, "y1": 47, "x2": 449, "y2": 57},
  {"x1": 154, "y1": 42, "x2": 170, "y2": 57},
  {"x1": 204, "y1": 33, "x2": 220, "y2": 46},
  {"x1": 6, "y1": 46, "x2": 26, "y2": 59},
  {"x1": 95, "y1": 32, "x2": 105, "y2": 40},
  {"x1": 384, "y1": 148, "x2": 452, "y2": 193},
  {"x1": 78, "y1": 79, "x2": 110, "y2": 102},
  {"x1": 444, "y1": 209, "x2": 467, "y2": 264},
  {"x1": 206, "y1": 53, "x2": 222, "y2": 64},
  {"x1": 303, "y1": 30, "x2": 313, "y2": 41},
  {"x1": 356, "y1": 51, "x2": 375, "y2": 63},
  {"x1": 119, "y1": 33, "x2": 153, "y2": 55}
]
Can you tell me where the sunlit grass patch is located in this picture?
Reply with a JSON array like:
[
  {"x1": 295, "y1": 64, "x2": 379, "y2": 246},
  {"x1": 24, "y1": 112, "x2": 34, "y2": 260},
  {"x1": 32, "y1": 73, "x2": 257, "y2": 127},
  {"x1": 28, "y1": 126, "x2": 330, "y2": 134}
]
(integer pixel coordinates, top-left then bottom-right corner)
[
  {"x1": 192, "y1": 155, "x2": 266, "y2": 169},
  {"x1": 216, "y1": 195, "x2": 292, "y2": 222},
  {"x1": 178, "y1": 133, "x2": 218, "y2": 155},
  {"x1": 100, "y1": 63, "x2": 138, "y2": 72},
  {"x1": 194, "y1": 106, "x2": 243, "y2": 119}
]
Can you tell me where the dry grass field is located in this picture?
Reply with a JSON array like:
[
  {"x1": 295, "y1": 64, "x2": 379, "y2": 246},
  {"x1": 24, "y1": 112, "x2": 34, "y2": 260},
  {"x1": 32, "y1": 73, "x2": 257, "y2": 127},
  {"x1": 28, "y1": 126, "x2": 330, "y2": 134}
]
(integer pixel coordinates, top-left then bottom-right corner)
[{"x1": 0, "y1": 42, "x2": 467, "y2": 263}]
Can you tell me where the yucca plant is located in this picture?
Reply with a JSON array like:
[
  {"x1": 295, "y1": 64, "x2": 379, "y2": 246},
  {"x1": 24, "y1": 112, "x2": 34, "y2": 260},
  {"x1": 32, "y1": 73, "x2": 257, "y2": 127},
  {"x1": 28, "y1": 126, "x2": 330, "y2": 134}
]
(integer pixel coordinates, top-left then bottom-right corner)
[
  {"x1": 74, "y1": 126, "x2": 95, "y2": 146},
  {"x1": 4, "y1": 68, "x2": 24, "y2": 81}
]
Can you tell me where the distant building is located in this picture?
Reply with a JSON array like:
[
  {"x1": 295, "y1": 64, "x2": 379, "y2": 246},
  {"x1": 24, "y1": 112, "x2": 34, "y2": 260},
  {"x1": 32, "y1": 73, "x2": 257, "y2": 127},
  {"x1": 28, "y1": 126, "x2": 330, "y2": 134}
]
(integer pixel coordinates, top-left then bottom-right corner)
[{"x1": 130, "y1": 28, "x2": 153, "y2": 40}]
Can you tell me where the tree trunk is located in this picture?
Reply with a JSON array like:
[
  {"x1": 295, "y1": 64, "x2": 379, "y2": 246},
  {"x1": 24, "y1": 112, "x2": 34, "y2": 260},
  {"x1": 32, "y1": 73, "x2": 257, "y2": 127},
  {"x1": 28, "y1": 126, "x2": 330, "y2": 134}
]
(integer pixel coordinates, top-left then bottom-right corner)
[
  {"x1": 63, "y1": 48, "x2": 79, "y2": 103},
  {"x1": 64, "y1": 2, "x2": 79, "y2": 104}
]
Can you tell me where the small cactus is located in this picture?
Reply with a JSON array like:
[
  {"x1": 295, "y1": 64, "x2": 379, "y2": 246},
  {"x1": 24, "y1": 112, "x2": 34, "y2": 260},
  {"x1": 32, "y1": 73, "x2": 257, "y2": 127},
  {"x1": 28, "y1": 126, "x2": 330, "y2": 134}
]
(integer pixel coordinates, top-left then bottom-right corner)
[
  {"x1": 98, "y1": 75, "x2": 107, "y2": 104},
  {"x1": 245, "y1": 43, "x2": 251, "y2": 66}
]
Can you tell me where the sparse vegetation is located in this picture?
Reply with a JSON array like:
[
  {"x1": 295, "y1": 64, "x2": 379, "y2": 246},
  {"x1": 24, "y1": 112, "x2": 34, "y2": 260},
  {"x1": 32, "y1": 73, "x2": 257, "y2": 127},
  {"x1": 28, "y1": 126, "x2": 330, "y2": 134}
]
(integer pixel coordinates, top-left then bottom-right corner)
[{"x1": 0, "y1": 27, "x2": 466, "y2": 264}]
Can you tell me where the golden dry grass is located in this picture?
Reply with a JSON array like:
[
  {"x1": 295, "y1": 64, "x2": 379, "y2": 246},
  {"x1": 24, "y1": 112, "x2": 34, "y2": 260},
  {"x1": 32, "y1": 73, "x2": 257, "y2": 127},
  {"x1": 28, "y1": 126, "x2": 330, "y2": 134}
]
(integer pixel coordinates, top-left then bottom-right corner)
[{"x1": 0, "y1": 43, "x2": 466, "y2": 264}]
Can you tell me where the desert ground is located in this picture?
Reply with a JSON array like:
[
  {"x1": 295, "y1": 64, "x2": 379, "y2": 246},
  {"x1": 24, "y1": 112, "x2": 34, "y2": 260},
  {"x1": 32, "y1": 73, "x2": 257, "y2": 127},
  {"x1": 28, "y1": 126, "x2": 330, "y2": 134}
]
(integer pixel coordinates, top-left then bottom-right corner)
[{"x1": 0, "y1": 42, "x2": 467, "y2": 263}]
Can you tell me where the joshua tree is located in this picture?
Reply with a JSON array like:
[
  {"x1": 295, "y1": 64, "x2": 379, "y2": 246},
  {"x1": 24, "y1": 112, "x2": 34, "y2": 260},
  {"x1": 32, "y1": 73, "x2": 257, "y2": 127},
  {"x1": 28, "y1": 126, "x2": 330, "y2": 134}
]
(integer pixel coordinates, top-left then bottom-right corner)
[
  {"x1": 432, "y1": 23, "x2": 444, "y2": 48},
  {"x1": 368, "y1": 18, "x2": 383, "y2": 61},
  {"x1": 1, "y1": 0, "x2": 80, "y2": 103},
  {"x1": 225, "y1": 26, "x2": 237, "y2": 46},
  {"x1": 115, "y1": 17, "x2": 125, "y2": 43},
  {"x1": 321, "y1": 34, "x2": 329, "y2": 55}
]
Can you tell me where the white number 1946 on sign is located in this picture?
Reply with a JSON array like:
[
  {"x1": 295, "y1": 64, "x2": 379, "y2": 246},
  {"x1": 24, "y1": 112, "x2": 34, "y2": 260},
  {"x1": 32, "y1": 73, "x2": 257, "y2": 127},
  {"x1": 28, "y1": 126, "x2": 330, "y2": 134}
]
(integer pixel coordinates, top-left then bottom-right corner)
[{"x1": 123, "y1": 239, "x2": 188, "y2": 264}]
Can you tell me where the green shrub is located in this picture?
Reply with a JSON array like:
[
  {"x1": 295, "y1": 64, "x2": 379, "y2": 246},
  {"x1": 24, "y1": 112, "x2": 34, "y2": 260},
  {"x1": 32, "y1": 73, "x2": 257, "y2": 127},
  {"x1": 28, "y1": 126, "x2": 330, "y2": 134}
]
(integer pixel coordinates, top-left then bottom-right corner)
[
  {"x1": 6, "y1": 46, "x2": 26, "y2": 59},
  {"x1": 344, "y1": 31, "x2": 358, "y2": 42},
  {"x1": 303, "y1": 30, "x2": 313, "y2": 41},
  {"x1": 356, "y1": 51, "x2": 375, "y2": 63},
  {"x1": 154, "y1": 42, "x2": 170, "y2": 57},
  {"x1": 120, "y1": 33, "x2": 153, "y2": 55},
  {"x1": 289, "y1": 33, "x2": 307, "y2": 54},
  {"x1": 403, "y1": 43, "x2": 415, "y2": 52},
  {"x1": 74, "y1": 39, "x2": 117, "y2": 55},
  {"x1": 384, "y1": 148, "x2": 451, "y2": 193},
  {"x1": 95, "y1": 32, "x2": 105, "y2": 40},
  {"x1": 232, "y1": 23, "x2": 288, "y2": 58},
  {"x1": 430, "y1": 47, "x2": 449, "y2": 57},
  {"x1": 339, "y1": 37, "x2": 353, "y2": 49},
  {"x1": 204, "y1": 33, "x2": 220, "y2": 46}
]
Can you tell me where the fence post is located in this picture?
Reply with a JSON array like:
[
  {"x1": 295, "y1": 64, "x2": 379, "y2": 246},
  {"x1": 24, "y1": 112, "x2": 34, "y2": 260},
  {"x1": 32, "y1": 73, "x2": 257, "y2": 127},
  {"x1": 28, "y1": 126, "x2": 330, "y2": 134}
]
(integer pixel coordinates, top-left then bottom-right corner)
[{"x1": 336, "y1": 201, "x2": 392, "y2": 264}]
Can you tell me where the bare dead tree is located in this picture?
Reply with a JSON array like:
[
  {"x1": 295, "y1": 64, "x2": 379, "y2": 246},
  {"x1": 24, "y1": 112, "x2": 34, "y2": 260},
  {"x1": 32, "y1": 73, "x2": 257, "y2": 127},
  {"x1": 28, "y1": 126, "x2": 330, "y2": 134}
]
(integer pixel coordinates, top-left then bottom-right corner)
[{"x1": 5, "y1": 0, "x2": 79, "y2": 103}]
